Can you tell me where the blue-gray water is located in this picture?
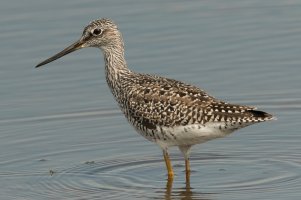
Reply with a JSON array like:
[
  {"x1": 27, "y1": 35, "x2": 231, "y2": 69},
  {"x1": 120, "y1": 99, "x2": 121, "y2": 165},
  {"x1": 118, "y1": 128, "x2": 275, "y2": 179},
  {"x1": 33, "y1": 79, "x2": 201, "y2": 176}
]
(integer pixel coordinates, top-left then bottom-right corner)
[{"x1": 1, "y1": 0, "x2": 300, "y2": 199}]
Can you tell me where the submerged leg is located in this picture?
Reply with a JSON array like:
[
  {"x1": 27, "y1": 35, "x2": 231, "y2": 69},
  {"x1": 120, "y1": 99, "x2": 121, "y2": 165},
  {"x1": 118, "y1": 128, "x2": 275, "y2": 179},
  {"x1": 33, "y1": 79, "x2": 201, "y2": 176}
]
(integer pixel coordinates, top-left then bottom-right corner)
[{"x1": 163, "y1": 149, "x2": 174, "y2": 178}]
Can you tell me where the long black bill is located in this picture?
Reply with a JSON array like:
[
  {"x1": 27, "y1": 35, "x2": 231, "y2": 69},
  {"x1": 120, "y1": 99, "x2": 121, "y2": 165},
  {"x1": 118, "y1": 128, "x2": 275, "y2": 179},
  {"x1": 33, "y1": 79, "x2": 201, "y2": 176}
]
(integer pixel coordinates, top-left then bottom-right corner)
[{"x1": 35, "y1": 39, "x2": 84, "y2": 68}]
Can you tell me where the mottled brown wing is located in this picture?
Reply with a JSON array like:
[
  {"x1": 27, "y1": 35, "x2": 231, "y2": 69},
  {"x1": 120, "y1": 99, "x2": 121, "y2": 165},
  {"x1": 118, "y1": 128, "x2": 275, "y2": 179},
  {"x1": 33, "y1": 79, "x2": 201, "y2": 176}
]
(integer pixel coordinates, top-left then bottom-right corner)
[{"x1": 124, "y1": 74, "x2": 220, "y2": 129}]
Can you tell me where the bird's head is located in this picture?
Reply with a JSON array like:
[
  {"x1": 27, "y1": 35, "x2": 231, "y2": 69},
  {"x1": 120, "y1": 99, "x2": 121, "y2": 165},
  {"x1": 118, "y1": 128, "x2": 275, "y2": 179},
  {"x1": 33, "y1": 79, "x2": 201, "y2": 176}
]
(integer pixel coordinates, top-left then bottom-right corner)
[{"x1": 36, "y1": 18, "x2": 123, "y2": 68}]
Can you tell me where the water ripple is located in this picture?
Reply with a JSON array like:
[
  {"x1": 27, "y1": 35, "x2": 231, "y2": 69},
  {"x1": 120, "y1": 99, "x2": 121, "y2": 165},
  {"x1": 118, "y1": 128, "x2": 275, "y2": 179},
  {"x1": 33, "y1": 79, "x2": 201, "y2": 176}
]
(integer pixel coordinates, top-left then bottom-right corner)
[
  {"x1": 0, "y1": 108, "x2": 120, "y2": 124},
  {"x1": 2, "y1": 153, "x2": 298, "y2": 199}
]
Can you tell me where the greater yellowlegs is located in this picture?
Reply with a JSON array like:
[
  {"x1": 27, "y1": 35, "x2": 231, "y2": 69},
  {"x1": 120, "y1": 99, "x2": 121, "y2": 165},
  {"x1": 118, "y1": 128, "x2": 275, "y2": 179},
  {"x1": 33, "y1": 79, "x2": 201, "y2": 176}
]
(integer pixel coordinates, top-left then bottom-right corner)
[{"x1": 36, "y1": 18, "x2": 274, "y2": 179}]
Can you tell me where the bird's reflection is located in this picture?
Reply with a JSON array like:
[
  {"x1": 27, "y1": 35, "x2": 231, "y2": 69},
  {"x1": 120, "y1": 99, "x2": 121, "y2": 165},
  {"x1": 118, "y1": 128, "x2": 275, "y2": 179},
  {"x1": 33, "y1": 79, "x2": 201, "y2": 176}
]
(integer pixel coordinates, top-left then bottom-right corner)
[{"x1": 162, "y1": 174, "x2": 212, "y2": 200}]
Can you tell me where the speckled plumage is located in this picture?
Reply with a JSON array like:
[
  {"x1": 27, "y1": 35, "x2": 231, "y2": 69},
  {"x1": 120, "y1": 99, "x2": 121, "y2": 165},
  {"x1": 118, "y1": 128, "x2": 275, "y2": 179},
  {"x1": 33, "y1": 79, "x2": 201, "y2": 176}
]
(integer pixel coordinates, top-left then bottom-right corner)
[
  {"x1": 110, "y1": 71, "x2": 273, "y2": 147},
  {"x1": 36, "y1": 18, "x2": 275, "y2": 178}
]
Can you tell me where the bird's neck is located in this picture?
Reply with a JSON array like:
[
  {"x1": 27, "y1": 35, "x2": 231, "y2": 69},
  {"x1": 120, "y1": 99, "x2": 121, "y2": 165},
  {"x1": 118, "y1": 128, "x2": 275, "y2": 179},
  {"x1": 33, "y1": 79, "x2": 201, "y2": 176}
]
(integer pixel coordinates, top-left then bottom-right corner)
[
  {"x1": 102, "y1": 43, "x2": 130, "y2": 74},
  {"x1": 101, "y1": 43, "x2": 131, "y2": 95}
]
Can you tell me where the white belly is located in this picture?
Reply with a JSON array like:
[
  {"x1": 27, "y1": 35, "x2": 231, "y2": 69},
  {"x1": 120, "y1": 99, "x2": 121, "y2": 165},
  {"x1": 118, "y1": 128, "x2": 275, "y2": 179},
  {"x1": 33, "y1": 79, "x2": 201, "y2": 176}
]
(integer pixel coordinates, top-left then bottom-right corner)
[{"x1": 155, "y1": 122, "x2": 236, "y2": 149}]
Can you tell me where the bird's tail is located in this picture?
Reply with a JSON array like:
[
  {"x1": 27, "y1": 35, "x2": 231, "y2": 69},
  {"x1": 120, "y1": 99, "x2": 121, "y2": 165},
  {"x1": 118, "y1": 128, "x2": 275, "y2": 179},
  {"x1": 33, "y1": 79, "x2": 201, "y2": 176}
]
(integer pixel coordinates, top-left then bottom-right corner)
[{"x1": 247, "y1": 110, "x2": 276, "y2": 121}]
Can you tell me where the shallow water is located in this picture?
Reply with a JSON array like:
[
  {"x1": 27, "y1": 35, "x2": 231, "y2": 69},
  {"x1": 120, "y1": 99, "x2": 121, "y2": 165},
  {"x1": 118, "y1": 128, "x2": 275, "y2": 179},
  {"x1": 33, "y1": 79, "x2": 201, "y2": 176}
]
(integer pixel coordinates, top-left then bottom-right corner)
[{"x1": 1, "y1": 0, "x2": 301, "y2": 199}]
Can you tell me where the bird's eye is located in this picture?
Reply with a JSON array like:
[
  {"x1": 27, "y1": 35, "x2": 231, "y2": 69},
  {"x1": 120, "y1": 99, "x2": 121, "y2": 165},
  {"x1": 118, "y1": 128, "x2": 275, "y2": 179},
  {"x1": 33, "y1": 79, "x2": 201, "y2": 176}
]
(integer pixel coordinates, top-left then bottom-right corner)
[{"x1": 92, "y1": 28, "x2": 102, "y2": 36}]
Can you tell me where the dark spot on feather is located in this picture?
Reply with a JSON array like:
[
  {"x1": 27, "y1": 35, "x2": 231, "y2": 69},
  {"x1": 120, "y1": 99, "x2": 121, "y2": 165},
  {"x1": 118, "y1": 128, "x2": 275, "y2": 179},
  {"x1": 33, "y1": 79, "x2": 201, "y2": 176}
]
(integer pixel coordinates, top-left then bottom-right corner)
[
  {"x1": 163, "y1": 85, "x2": 171, "y2": 90},
  {"x1": 178, "y1": 92, "x2": 186, "y2": 97},
  {"x1": 168, "y1": 106, "x2": 174, "y2": 111}
]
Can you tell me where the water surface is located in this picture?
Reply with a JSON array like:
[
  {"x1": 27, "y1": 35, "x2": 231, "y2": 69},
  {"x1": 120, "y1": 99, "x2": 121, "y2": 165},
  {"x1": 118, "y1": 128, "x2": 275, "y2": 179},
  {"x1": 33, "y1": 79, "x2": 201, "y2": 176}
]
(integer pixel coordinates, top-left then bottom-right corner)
[{"x1": 1, "y1": 0, "x2": 300, "y2": 199}]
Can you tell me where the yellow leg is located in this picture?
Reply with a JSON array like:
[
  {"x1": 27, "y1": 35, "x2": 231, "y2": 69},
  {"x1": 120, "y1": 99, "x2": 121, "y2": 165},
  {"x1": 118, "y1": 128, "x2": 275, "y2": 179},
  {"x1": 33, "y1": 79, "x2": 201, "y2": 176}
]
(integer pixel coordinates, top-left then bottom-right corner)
[
  {"x1": 185, "y1": 158, "x2": 190, "y2": 172},
  {"x1": 179, "y1": 145, "x2": 192, "y2": 183},
  {"x1": 163, "y1": 150, "x2": 174, "y2": 178},
  {"x1": 165, "y1": 175, "x2": 173, "y2": 198},
  {"x1": 185, "y1": 158, "x2": 191, "y2": 183}
]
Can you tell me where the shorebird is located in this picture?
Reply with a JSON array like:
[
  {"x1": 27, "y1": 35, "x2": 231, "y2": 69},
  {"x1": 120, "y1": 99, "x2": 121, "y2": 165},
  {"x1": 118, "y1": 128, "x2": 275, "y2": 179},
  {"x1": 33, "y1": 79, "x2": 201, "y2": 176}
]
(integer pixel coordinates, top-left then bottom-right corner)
[{"x1": 36, "y1": 18, "x2": 274, "y2": 179}]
